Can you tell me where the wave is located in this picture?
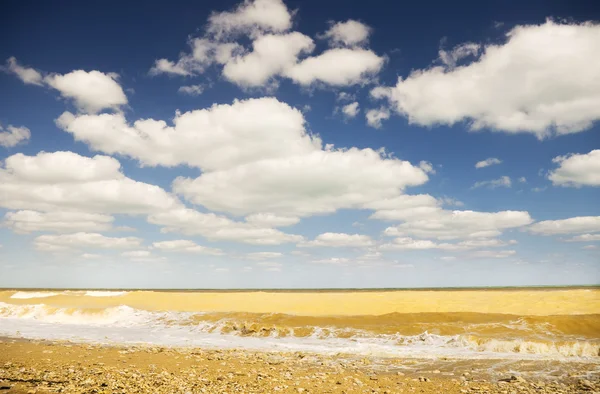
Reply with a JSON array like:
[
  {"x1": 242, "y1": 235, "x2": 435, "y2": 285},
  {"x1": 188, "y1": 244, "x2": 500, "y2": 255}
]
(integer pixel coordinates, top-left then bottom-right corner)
[
  {"x1": 10, "y1": 291, "x2": 60, "y2": 299},
  {"x1": 0, "y1": 302, "x2": 598, "y2": 359},
  {"x1": 84, "y1": 291, "x2": 128, "y2": 297}
]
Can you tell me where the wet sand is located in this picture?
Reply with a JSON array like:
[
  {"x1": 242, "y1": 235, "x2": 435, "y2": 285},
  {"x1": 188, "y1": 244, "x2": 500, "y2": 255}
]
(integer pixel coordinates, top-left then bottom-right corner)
[{"x1": 0, "y1": 338, "x2": 598, "y2": 394}]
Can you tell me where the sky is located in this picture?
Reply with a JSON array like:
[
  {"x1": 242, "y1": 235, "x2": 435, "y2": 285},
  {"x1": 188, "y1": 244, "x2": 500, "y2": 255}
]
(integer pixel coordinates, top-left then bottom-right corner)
[{"x1": 0, "y1": 0, "x2": 599, "y2": 289}]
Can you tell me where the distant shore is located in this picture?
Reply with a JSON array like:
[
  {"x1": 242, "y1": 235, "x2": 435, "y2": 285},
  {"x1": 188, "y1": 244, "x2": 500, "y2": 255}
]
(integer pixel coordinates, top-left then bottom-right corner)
[
  {"x1": 1, "y1": 338, "x2": 598, "y2": 394},
  {"x1": 2, "y1": 284, "x2": 599, "y2": 292}
]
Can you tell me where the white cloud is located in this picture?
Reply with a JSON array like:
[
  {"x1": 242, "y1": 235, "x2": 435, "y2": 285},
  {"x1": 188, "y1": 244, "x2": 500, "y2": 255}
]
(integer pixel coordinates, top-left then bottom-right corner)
[
  {"x1": 178, "y1": 85, "x2": 204, "y2": 96},
  {"x1": 0, "y1": 124, "x2": 30, "y2": 148},
  {"x1": 44, "y1": 70, "x2": 127, "y2": 114},
  {"x1": 256, "y1": 261, "x2": 283, "y2": 271},
  {"x1": 341, "y1": 102, "x2": 360, "y2": 118},
  {"x1": 2, "y1": 57, "x2": 43, "y2": 85},
  {"x1": 148, "y1": 208, "x2": 303, "y2": 245},
  {"x1": 321, "y1": 20, "x2": 371, "y2": 47},
  {"x1": 206, "y1": 0, "x2": 293, "y2": 37},
  {"x1": 475, "y1": 157, "x2": 502, "y2": 169},
  {"x1": 438, "y1": 42, "x2": 480, "y2": 68},
  {"x1": 379, "y1": 236, "x2": 513, "y2": 251},
  {"x1": 337, "y1": 92, "x2": 355, "y2": 102},
  {"x1": 247, "y1": 252, "x2": 283, "y2": 260},
  {"x1": 57, "y1": 98, "x2": 319, "y2": 171},
  {"x1": 312, "y1": 257, "x2": 350, "y2": 264},
  {"x1": 174, "y1": 148, "x2": 428, "y2": 216},
  {"x1": 583, "y1": 245, "x2": 598, "y2": 250},
  {"x1": 382, "y1": 207, "x2": 532, "y2": 240},
  {"x1": 0, "y1": 151, "x2": 180, "y2": 215},
  {"x1": 300, "y1": 232, "x2": 374, "y2": 247},
  {"x1": 527, "y1": 216, "x2": 600, "y2": 235},
  {"x1": 518, "y1": 177, "x2": 527, "y2": 183},
  {"x1": 284, "y1": 48, "x2": 384, "y2": 86},
  {"x1": 122, "y1": 250, "x2": 152, "y2": 258},
  {"x1": 34, "y1": 232, "x2": 142, "y2": 252},
  {"x1": 245, "y1": 213, "x2": 300, "y2": 227},
  {"x1": 222, "y1": 33, "x2": 314, "y2": 87},
  {"x1": 371, "y1": 20, "x2": 600, "y2": 137},
  {"x1": 3, "y1": 210, "x2": 114, "y2": 234},
  {"x1": 365, "y1": 107, "x2": 390, "y2": 128},
  {"x1": 548, "y1": 150, "x2": 600, "y2": 187},
  {"x1": 472, "y1": 176, "x2": 512, "y2": 189},
  {"x1": 469, "y1": 250, "x2": 516, "y2": 259},
  {"x1": 152, "y1": 240, "x2": 223, "y2": 255},
  {"x1": 81, "y1": 253, "x2": 101, "y2": 259},
  {"x1": 418, "y1": 161, "x2": 436, "y2": 174},
  {"x1": 565, "y1": 234, "x2": 600, "y2": 242}
]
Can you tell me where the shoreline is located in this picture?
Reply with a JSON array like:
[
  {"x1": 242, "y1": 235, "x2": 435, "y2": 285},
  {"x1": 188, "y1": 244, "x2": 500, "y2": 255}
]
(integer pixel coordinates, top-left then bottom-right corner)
[{"x1": 1, "y1": 338, "x2": 598, "y2": 393}]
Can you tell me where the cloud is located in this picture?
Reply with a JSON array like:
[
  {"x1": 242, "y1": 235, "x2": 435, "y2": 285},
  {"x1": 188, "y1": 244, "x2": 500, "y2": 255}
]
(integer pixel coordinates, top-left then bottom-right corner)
[
  {"x1": 548, "y1": 149, "x2": 600, "y2": 187},
  {"x1": 256, "y1": 261, "x2": 282, "y2": 271},
  {"x1": 178, "y1": 85, "x2": 204, "y2": 96},
  {"x1": 475, "y1": 157, "x2": 502, "y2": 169},
  {"x1": 57, "y1": 98, "x2": 319, "y2": 170},
  {"x1": 320, "y1": 20, "x2": 371, "y2": 47},
  {"x1": 34, "y1": 232, "x2": 142, "y2": 252},
  {"x1": 341, "y1": 102, "x2": 360, "y2": 118},
  {"x1": 518, "y1": 177, "x2": 527, "y2": 183},
  {"x1": 121, "y1": 250, "x2": 152, "y2": 258},
  {"x1": 148, "y1": 208, "x2": 303, "y2": 245},
  {"x1": 418, "y1": 161, "x2": 436, "y2": 174},
  {"x1": 300, "y1": 232, "x2": 374, "y2": 247},
  {"x1": 365, "y1": 107, "x2": 390, "y2": 128},
  {"x1": 206, "y1": 0, "x2": 293, "y2": 38},
  {"x1": 44, "y1": 70, "x2": 127, "y2": 114},
  {"x1": 284, "y1": 48, "x2": 384, "y2": 86},
  {"x1": 152, "y1": 240, "x2": 223, "y2": 255},
  {"x1": 469, "y1": 250, "x2": 516, "y2": 259},
  {"x1": 2, "y1": 57, "x2": 43, "y2": 85},
  {"x1": 527, "y1": 216, "x2": 600, "y2": 235},
  {"x1": 583, "y1": 245, "x2": 598, "y2": 250},
  {"x1": 371, "y1": 20, "x2": 600, "y2": 137},
  {"x1": 337, "y1": 92, "x2": 355, "y2": 102},
  {"x1": 381, "y1": 204, "x2": 532, "y2": 240},
  {"x1": 222, "y1": 33, "x2": 314, "y2": 87},
  {"x1": 565, "y1": 234, "x2": 600, "y2": 242},
  {"x1": 4, "y1": 58, "x2": 128, "y2": 114},
  {"x1": 380, "y1": 236, "x2": 514, "y2": 251},
  {"x1": 0, "y1": 124, "x2": 30, "y2": 148},
  {"x1": 245, "y1": 213, "x2": 300, "y2": 227},
  {"x1": 312, "y1": 257, "x2": 350, "y2": 264},
  {"x1": 438, "y1": 42, "x2": 480, "y2": 68},
  {"x1": 0, "y1": 151, "x2": 180, "y2": 215},
  {"x1": 3, "y1": 211, "x2": 114, "y2": 234},
  {"x1": 247, "y1": 252, "x2": 283, "y2": 260},
  {"x1": 472, "y1": 176, "x2": 511, "y2": 189}
]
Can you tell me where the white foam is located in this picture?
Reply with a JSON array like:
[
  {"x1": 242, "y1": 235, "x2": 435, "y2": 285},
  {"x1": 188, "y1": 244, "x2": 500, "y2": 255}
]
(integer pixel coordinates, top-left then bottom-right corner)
[
  {"x1": 10, "y1": 292, "x2": 59, "y2": 299},
  {"x1": 84, "y1": 291, "x2": 128, "y2": 297},
  {"x1": 0, "y1": 302, "x2": 597, "y2": 361}
]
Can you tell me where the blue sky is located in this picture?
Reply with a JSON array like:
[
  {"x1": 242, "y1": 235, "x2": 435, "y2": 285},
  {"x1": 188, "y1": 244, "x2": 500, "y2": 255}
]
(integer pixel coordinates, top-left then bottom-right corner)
[{"x1": 0, "y1": 0, "x2": 599, "y2": 288}]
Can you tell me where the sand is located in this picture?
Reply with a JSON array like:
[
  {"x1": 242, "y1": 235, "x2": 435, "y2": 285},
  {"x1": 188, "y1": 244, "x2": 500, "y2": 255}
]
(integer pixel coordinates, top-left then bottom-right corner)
[{"x1": 0, "y1": 338, "x2": 598, "y2": 394}]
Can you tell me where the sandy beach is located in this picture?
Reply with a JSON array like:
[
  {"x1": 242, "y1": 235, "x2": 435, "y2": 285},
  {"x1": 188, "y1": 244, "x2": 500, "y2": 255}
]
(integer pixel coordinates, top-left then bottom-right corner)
[{"x1": 1, "y1": 338, "x2": 599, "y2": 394}]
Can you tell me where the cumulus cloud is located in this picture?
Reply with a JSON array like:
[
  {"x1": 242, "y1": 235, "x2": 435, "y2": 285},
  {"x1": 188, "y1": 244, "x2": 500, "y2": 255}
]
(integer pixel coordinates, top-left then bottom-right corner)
[
  {"x1": 178, "y1": 85, "x2": 204, "y2": 96},
  {"x1": 3, "y1": 211, "x2": 114, "y2": 234},
  {"x1": 206, "y1": 0, "x2": 293, "y2": 37},
  {"x1": 149, "y1": 0, "x2": 384, "y2": 89},
  {"x1": 312, "y1": 257, "x2": 350, "y2": 264},
  {"x1": 472, "y1": 176, "x2": 512, "y2": 189},
  {"x1": 371, "y1": 20, "x2": 600, "y2": 137},
  {"x1": 3, "y1": 58, "x2": 128, "y2": 114},
  {"x1": 0, "y1": 151, "x2": 180, "y2": 214},
  {"x1": 365, "y1": 107, "x2": 390, "y2": 128},
  {"x1": 527, "y1": 216, "x2": 600, "y2": 235},
  {"x1": 152, "y1": 240, "x2": 224, "y2": 255},
  {"x1": 469, "y1": 250, "x2": 516, "y2": 259},
  {"x1": 247, "y1": 252, "x2": 283, "y2": 260},
  {"x1": 299, "y1": 232, "x2": 374, "y2": 247},
  {"x1": 34, "y1": 232, "x2": 142, "y2": 252},
  {"x1": 321, "y1": 20, "x2": 371, "y2": 47},
  {"x1": 0, "y1": 124, "x2": 30, "y2": 147},
  {"x1": 548, "y1": 150, "x2": 600, "y2": 187},
  {"x1": 418, "y1": 161, "x2": 436, "y2": 174},
  {"x1": 565, "y1": 234, "x2": 600, "y2": 242},
  {"x1": 380, "y1": 236, "x2": 514, "y2": 251},
  {"x1": 44, "y1": 70, "x2": 128, "y2": 114},
  {"x1": 341, "y1": 102, "x2": 360, "y2": 118},
  {"x1": 148, "y1": 208, "x2": 303, "y2": 245},
  {"x1": 2, "y1": 57, "x2": 43, "y2": 85},
  {"x1": 245, "y1": 213, "x2": 300, "y2": 227},
  {"x1": 475, "y1": 157, "x2": 502, "y2": 169}
]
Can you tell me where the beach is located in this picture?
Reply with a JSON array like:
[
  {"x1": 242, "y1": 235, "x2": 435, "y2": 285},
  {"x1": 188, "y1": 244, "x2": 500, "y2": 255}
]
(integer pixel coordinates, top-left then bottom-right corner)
[{"x1": 0, "y1": 288, "x2": 599, "y2": 393}]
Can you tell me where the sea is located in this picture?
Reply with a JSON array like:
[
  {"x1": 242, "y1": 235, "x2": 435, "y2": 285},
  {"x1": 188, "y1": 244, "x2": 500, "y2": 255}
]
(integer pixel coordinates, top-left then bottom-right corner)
[{"x1": 1, "y1": 287, "x2": 598, "y2": 363}]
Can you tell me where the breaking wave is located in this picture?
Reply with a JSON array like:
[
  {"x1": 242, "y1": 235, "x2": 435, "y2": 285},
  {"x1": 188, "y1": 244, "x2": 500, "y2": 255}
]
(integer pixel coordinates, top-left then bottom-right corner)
[{"x1": 0, "y1": 301, "x2": 598, "y2": 360}]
